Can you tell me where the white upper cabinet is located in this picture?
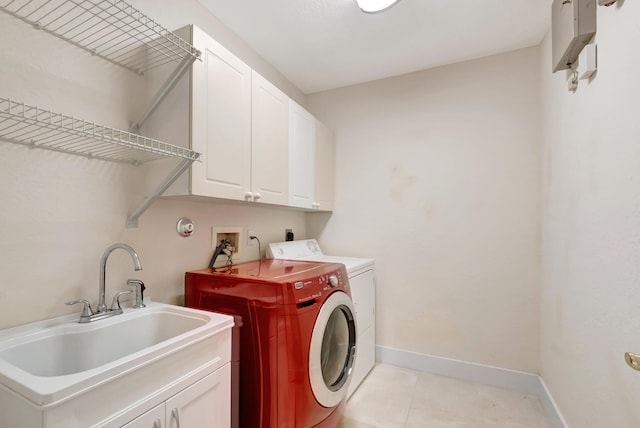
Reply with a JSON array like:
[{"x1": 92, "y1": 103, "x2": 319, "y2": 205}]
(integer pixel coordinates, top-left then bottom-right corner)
[
  {"x1": 250, "y1": 71, "x2": 289, "y2": 205},
  {"x1": 190, "y1": 26, "x2": 288, "y2": 204},
  {"x1": 313, "y1": 120, "x2": 335, "y2": 211},
  {"x1": 288, "y1": 100, "x2": 316, "y2": 209},
  {"x1": 191, "y1": 26, "x2": 252, "y2": 201},
  {"x1": 145, "y1": 25, "x2": 332, "y2": 211}
]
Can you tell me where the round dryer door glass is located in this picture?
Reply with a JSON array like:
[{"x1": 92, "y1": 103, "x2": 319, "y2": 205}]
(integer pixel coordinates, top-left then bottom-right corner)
[
  {"x1": 321, "y1": 307, "x2": 354, "y2": 390},
  {"x1": 309, "y1": 291, "x2": 357, "y2": 408}
]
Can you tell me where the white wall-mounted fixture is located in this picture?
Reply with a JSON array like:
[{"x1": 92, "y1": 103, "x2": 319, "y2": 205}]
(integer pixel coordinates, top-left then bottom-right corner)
[
  {"x1": 577, "y1": 43, "x2": 597, "y2": 80},
  {"x1": 176, "y1": 218, "x2": 195, "y2": 237},
  {"x1": 567, "y1": 69, "x2": 579, "y2": 92},
  {"x1": 551, "y1": 0, "x2": 596, "y2": 72},
  {"x1": 356, "y1": 0, "x2": 400, "y2": 13}
]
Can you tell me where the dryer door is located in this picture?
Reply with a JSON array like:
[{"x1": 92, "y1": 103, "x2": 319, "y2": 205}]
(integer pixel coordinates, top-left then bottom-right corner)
[{"x1": 308, "y1": 291, "x2": 357, "y2": 408}]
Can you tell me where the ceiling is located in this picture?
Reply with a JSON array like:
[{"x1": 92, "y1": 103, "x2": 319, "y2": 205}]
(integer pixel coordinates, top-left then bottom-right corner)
[{"x1": 196, "y1": 0, "x2": 551, "y2": 94}]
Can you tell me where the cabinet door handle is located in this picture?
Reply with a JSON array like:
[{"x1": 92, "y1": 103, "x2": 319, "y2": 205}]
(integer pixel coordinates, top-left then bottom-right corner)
[
  {"x1": 244, "y1": 191, "x2": 253, "y2": 201},
  {"x1": 171, "y1": 408, "x2": 181, "y2": 428},
  {"x1": 253, "y1": 192, "x2": 261, "y2": 201},
  {"x1": 153, "y1": 419, "x2": 162, "y2": 428}
]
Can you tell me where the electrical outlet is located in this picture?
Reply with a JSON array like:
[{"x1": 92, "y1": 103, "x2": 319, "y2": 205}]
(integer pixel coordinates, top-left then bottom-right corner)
[
  {"x1": 247, "y1": 229, "x2": 256, "y2": 247},
  {"x1": 285, "y1": 228, "x2": 294, "y2": 241}
]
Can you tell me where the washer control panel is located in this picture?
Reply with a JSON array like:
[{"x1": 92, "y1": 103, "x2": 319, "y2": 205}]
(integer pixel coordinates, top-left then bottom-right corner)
[
  {"x1": 291, "y1": 267, "x2": 348, "y2": 304},
  {"x1": 328, "y1": 275, "x2": 339, "y2": 287}
]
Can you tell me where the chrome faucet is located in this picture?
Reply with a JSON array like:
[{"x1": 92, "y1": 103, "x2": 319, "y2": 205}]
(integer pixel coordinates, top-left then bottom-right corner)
[
  {"x1": 66, "y1": 243, "x2": 144, "y2": 323},
  {"x1": 97, "y1": 243, "x2": 142, "y2": 313}
]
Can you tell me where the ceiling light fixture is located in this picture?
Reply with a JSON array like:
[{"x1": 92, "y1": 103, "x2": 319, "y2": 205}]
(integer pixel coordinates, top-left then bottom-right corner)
[{"x1": 356, "y1": 0, "x2": 401, "y2": 14}]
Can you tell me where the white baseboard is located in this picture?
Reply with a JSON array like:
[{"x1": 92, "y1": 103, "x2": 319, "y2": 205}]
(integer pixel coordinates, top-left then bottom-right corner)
[
  {"x1": 376, "y1": 345, "x2": 568, "y2": 428},
  {"x1": 538, "y1": 376, "x2": 570, "y2": 428}
]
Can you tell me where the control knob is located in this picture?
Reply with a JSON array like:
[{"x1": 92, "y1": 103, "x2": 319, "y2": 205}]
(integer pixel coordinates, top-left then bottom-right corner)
[{"x1": 328, "y1": 274, "x2": 339, "y2": 288}]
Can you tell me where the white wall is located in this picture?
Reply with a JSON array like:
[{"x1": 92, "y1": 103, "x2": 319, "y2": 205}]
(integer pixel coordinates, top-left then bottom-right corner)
[
  {"x1": 0, "y1": 3, "x2": 306, "y2": 329},
  {"x1": 540, "y1": 2, "x2": 640, "y2": 426},
  {"x1": 307, "y1": 47, "x2": 541, "y2": 373}
]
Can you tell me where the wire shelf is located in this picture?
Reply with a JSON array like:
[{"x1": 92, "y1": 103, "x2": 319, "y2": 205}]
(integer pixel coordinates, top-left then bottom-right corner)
[
  {"x1": 0, "y1": 97, "x2": 200, "y2": 164},
  {"x1": 0, "y1": 0, "x2": 200, "y2": 74}
]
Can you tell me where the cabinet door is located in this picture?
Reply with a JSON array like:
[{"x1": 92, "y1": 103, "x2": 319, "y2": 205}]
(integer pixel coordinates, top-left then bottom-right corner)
[
  {"x1": 166, "y1": 364, "x2": 231, "y2": 428},
  {"x1": 313, "y1": 120, "x2": 335, "y2": 211},
  {"x1": 288, "y1": 101, "x2": 315, "y2": 209},
  {"x1": 191, "y1": 26, "x2": 252, "y2": 200},
  {"x1": 121, "y1": 403, "x2": 164, "y2": 428},
  {"x1": 250, "y1": 70, "x2": 289, "y2": 205}
]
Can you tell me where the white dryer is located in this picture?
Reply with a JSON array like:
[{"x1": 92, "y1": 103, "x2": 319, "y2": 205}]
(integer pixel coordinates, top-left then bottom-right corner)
[{"x1": 267, "y1": 239, "x2": 376, "y2": 398}]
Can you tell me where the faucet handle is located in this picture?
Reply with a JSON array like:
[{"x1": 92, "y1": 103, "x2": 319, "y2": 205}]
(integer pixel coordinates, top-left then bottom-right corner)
[
  {"x1": 110, "y1": 290, "x2": 132, "y2": 311},
  {"x1": 127, "y1": 279, "x2": 146, "y2": 308},
  {"x1": 66, "y1": 299, "x2": 94, "y2": 317}
]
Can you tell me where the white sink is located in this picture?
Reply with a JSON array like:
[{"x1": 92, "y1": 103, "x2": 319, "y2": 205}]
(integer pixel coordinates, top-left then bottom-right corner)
[{"x1": 0, "y1": 302, "x2": 233, "y2": 406}]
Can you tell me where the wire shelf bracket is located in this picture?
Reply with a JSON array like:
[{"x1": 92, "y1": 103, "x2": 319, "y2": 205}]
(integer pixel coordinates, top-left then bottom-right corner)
[
  {"x1": 126, "y1": 157, "x2": 193, "y2": 228},
  {"x1": 0, "y1": 1, "x2": 204, "y2": 227},
  {"x1": 0, "y1": 97, "x2": 200, "y2": 163},
  {"x1": 129, "y1": 53, "x2": 197, "y2": 134},
  {"x1": 0, "y1": 0, "x2": 202, "y2": 135},
  {"x1": 0, "y1": 0, "x2": 201, "y2": 75},
  {"x1": 0, "y1": 97, "x2": 201, "y2": 228}
]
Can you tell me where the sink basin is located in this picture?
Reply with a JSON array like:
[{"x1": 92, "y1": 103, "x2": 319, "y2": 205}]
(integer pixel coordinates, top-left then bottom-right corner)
[
  {"x1": 1, "y1": 310, "x2": 207, "y2": 377},
  {"x1": 0, "y1": 302, "x2": 233, "y2": 406}
]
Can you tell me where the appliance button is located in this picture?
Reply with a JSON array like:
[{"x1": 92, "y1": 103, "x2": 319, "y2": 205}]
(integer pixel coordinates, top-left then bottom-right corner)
[
  {"x1": 328, "y1": 275, "x2": 339, "y2": 287},
  {"x1": 294, "y1": 281, "x2": 304, "y2": 290}
]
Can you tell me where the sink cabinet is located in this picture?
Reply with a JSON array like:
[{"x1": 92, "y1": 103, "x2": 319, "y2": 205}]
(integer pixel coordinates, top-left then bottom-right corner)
[
  {"x1": 122, "y1": 364, "x2": 231, "y2": 428},
  {"x1": 0, "y1": 305, "x2": 233, "y2": 428},
  {"x1": 122, "y1": 404, "x2": 164, "y2": 428}
]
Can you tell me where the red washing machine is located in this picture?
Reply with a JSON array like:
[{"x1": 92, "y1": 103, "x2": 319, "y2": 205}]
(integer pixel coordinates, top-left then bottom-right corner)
[{"x1": 185, "y1": 259, "x2": 357, "y2": 428}]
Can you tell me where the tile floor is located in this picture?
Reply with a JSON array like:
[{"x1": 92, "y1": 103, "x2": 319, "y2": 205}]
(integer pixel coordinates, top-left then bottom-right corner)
[{"x1": 342, "y1": 364, "x2": 552, "y2": 428}]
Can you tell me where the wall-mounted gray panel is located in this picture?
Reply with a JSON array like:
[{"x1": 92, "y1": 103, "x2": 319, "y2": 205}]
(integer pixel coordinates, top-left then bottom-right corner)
[{"x1": 552, "y1": 0, "x2": 597, "y2": 72}]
